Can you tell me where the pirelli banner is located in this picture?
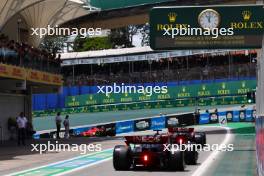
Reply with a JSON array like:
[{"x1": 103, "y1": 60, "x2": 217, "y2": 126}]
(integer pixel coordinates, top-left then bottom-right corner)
[{"x1": 0, "y1": 63, "x2": 63, "y2": 86}]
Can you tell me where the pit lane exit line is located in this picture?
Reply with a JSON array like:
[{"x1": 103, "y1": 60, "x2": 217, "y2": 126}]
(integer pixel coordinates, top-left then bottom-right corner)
[
  {"x1": 7, "y1": 148, "x2": 113, "y2": 176},
  {"x1": 191, "y1": 126, "x2": 232, "y2": 176}
]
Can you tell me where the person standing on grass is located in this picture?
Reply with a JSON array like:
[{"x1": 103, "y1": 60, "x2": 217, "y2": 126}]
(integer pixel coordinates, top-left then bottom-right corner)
[
  {"x1": 17, "y1": 112, "x2": 28, "y2": 146},
  {"x1": 63, "y1": 115, "x2": 70, "y2": 139},
  {"x1": 55, "y1": 112, "x2": 62, "y2": 139}
]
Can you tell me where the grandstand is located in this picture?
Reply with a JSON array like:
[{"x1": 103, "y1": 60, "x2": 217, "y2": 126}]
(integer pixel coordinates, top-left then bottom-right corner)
[
  {"x1": 31, "y1": 47, "x2": 257, "y2": 119},
  {"x1": 60, "y1": 47, "x2": 257, "y2": 85},
  {"x1": 0, "y1": 34, "x2": 63, "y2": 140}
]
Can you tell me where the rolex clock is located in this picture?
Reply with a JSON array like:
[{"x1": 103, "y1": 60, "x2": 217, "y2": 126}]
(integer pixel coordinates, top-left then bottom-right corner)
[{"x1": 198, "y1": 9, "x2": 221, "y2": 30}]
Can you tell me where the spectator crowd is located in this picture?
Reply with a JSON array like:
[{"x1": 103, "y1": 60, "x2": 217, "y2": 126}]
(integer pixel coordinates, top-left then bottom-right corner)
[
  {"x1": 0, "y1": 34, "x2": 61, "y2": 74},
  {"x1": 62, "y1": 51, "x2": 257, "y2": 86}
]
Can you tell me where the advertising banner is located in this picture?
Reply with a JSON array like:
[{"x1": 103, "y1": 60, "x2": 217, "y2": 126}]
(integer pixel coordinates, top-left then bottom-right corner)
[
  {"x1": 65, "y1": 80, "x2": 255, "y2": 107},
  {"x1": 246, "y1": 110, "x2": 253, "y2": 121},
  {"x1": 239, "y1": 110, "x2": 246, "y2": 122},
  {"x1": 233, "y1": 110, "x2": 240, "y2": 122},
  {"x1": 27, "y1": 69, "x2": 63, "y2": 86},
  {"x1": 166, "y1": 115, "x2": 180, "y2": 127},
  {"x1": 226, "y1": 111, "x2": 233, "y2": 122},
  {"x1": 218, "y1": 111, "x2": 227, "y2": 125},
  {"x1": 96, "y1": 123, "x2": 116, "y2": 136},
  {"x1": 134, "y1": 119, "x2": 151, "y2": 131},
  {"x1": 150, "y1": 5, "x2": 264, "y2": 50},
  {"x1": 199, "y1": 113, "x2": 210, "y2": 124},
  {"x1": 0, "y1": 63, "x2": 26, "y2": 80},
  {"x1": 209, "y1": 112, "x2": 218, "y2": 123},
  {"x1": 151, "y1": 116, "x2": 166, "y2": 130},
  {"x1": 116, "y1": 121, "x2": 134, "y2": 134}
]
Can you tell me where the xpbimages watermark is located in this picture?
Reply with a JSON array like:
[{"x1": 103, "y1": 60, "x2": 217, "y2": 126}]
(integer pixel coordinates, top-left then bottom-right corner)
[
  {"x1": 97, "y1": 83, "x2": 168, "y2": 96},
  {"x1": 30, "y1": 25, "x2": 102, "y2": 38},
  {"x1": 163, "y1": 143, "x2": 234, "y2": 154},
  {"x1": 31, "y1": 141, "x2": 102, "y2": 154},
  {"x1": 163, "y1": 25, "x2": 234, "y2": 39}
]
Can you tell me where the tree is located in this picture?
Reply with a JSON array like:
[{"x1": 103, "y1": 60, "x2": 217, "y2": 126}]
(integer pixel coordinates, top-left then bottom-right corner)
[
  {"x1": 40, "y1": 36, "x2": 67, "y2": 53},
  {"x1": 139, "y1": 23, "x2": 150, "y2": 46},
  {"x1": 73, "y1": 36, "x2": 112, "y2": 52},
  {"x1": 127, "y1": 25, "x2": 138, "y2": 46},
  {"x1": 109, "y1": 28, "x2": 131, "y2": 48}
]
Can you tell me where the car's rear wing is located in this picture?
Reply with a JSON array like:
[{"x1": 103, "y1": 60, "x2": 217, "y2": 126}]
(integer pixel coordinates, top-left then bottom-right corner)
[
  {"x1": 168, "y1": 127, "x2": 194, "y2": 133},
  {"x1": 124, "y1": 135, "x2": 169, "y2": 145}
]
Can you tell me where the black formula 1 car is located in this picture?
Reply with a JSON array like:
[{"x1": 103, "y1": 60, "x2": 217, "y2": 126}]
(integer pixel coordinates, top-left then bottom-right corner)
[{"x1": 113, "y1": 128, "x2": 206, "y2": 171}]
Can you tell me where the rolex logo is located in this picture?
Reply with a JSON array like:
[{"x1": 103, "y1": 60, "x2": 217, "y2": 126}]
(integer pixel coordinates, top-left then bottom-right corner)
[
  {"x1": 168, "y1": 12, "x2": 177, "y2": 23},
  {"x1": 202, "y1": 85, "x2": 206, "y2": 91},
  {"x1": 222, "y1": 83, "x2": 226, "y2": 89},
  {"x1": 242, "y1": 81, "x2": 246, "y2": 88},
  {"x1": 242, "y1": 11, "x2": 251, "y2": 21}
]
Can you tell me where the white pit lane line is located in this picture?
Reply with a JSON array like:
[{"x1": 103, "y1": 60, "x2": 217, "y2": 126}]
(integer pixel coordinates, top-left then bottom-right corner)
[
  {"x1": 6, "y1": 126, "x2": 231, "y2": 176},
  {"x1": 6, "y1": 148, "x2": 114, "y2": 176},
  {"x1": 191, "y1": 126, "x2": 232, "y2": 176}
]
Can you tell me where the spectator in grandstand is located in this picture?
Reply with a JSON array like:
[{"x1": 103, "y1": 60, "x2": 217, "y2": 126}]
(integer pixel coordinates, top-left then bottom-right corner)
[
  {"x1": 55, "y1": 112, "x2": 62, "y2": 139},
  {"x1": 0, "y1": 33, "x2": 61, "y2": 73},
  {"x1": 16, "y1": 112, "x2": 28, "y2": 146},
  {"x1": 63, "y1": 115, "x2": 70, "y2": 139}
]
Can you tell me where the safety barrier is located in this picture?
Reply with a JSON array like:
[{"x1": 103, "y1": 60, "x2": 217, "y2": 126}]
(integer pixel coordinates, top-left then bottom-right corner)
[
  {"x1": 34, "y1": 108, "x2": 255, "y2": 139},
  {"x1": 32, "y1": 95, "x2": 249, "y2": 117},
  {"x1": 199, "y1": 109, "x2": 256, "y2": 124},
  {"x1": 32, "y1": 78, "x2": 256, "y2": 111}
]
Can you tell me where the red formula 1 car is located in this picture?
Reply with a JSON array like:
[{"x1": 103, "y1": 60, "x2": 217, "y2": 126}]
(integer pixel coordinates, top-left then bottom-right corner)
[
  {"x1": 113, "y1": 128, "x2": 206, "y2": 171},
  {"x1": 80, "y1": 127, "x2": 105, "y2": 137},
  {"x1": 168, "y1": 127, "x2": 207, "y2": 148}
]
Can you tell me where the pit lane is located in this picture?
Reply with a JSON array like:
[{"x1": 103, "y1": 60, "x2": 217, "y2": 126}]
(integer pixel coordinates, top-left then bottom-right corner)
[{"x1": 63, "y1": 126, "x2": 229, "y2": 176}]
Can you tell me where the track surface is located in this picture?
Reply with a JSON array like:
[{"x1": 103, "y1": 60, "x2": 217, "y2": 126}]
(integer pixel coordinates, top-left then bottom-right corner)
[
  {"x1": 2, "y1": 124, "x2": 256, "y2": 176},
  {"x1": 64, "y1": 126, "x2": 228, "y2": 176}
]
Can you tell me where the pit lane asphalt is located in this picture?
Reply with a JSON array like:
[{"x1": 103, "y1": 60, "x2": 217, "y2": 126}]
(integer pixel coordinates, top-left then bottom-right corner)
[{"x1": 63, "y1": 126, "x2": 229, "y2": 176}]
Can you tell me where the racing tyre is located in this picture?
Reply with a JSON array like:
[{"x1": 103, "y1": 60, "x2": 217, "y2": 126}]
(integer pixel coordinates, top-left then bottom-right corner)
[
  {"x1": 185, "y1": 143, "x2": 198, "y2": 165},
  {"x1": 168, "y1": 150, "x2": 185, "y2": 171},
  {"x1": 195, "y1": 132, "x2": 206, "y2": 148},
  {"x1": 113, "y1": 145, "x2": 131, "y2": 170}
]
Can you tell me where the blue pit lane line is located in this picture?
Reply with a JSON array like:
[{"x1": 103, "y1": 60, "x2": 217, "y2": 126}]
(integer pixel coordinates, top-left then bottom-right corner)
[{"x1": 7, "y1": 148, "x2": 113, "y2": 176}]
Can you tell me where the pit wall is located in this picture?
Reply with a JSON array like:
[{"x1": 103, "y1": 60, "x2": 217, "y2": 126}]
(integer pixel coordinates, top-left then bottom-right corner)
[
  {"x1": 34, "y1": 108, "x2": 255, "y2": 139},
  {"x1": 32, "y1": 78, "x2": 256, "y2": 111}
]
